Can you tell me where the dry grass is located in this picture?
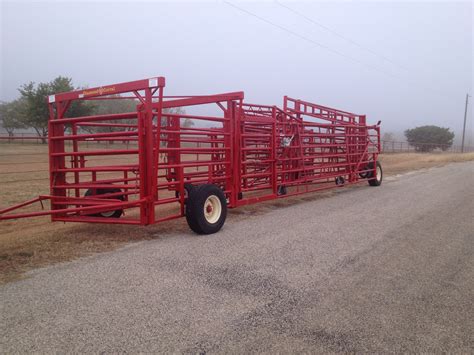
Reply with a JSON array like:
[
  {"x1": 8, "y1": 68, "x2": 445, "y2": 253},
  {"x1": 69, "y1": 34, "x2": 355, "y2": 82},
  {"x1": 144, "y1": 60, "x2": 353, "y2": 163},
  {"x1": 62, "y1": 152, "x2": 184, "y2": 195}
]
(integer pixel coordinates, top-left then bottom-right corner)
[
  {"x1": 1, "y1": 143, "x2": 473, "y2": 284},
  {"x1": 379, "y1": 152, "x2": 474, "y2": 175}
]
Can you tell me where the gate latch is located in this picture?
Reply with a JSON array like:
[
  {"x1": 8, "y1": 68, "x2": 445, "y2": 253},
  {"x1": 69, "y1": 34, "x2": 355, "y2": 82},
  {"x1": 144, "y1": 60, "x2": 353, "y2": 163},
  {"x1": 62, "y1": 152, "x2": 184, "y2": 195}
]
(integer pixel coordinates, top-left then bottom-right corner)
[{"x1": 281, "y1": 134, "x2": 294, "y2": 147}]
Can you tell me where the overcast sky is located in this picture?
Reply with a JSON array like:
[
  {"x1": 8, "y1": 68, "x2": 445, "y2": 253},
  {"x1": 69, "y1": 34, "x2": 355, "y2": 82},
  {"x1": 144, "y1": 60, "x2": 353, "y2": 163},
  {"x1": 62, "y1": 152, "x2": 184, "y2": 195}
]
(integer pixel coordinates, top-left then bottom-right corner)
[{"x1": 1, "y1": 0, "x2": 472, "y2": 142}]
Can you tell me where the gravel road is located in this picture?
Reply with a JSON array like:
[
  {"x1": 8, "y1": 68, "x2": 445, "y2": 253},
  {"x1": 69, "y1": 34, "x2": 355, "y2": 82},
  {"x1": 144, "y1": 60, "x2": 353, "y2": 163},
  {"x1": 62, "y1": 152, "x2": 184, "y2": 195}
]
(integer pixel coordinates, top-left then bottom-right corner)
[{"x1": 1, "y1": 162, "x2": 473, "y2": 353}]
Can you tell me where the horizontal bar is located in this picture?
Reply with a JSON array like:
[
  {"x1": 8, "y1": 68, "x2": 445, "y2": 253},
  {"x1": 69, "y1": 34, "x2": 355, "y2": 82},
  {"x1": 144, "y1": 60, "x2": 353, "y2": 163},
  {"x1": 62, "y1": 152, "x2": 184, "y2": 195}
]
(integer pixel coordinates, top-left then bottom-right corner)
[
  {"x1": 153, "y1": 197, "x2": 179, "y2": 205},
  {"x1": 51, "y1": 112, "x2": 138, "y2": 125},
  {"x1": 51, "y1": 149, "x2": 139, "y2": 157},
  {"x1": 52, "y1": 216, "x2": 142, "y2": 225},
  {"x1": 54, "y1": 165, "x2": 139, "y2": 173},
  {"x1": 241, "y1": 172, "x2": 272, "y2": 179},
  {"x1": 53, "y1": 77, "x2": 165, "y2": 102},
  {"x1": 54, "y1": 183, "x2": 137, "y2": 190},
  {"x1": 159, "y1": 129, "x2": 230, "y2": 136},
  {"x1": 159, "y1": 91, "x2": 244, "y2": 109},
  {"x1": 51, "y1": 130, "x2": 139, "y2": 141},
  {"x1": 158, "y1": 161, "x2": 231, "y2": 169},
  {"x1": 153, "y1": 213, "x2": 182, "y2": 224},
  {"x1": 235, "y1": 193, "x2": 277, "y2": 207},
  {"x1": 0, "y1": 198, "x2": 145, "y2": 221},
  {"x1": 77, "y1": 122, "x2": 137, "y2": 128},
  {"x1": 0, "y1": 196, "x2": 45, "y2": 215},
  {"x1": 164, "y1": 112, "x2": 230, "y2": 123},
  {"x1": 158, "y1": 147, "x2": 230, "y2": 152}
]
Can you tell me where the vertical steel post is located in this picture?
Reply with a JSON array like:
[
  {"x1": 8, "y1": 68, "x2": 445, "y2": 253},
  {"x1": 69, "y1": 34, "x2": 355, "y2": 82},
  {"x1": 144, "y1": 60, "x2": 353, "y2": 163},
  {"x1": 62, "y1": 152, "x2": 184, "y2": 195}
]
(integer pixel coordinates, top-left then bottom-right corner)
[
  {"x1": 71, "y1": 123, "x2": 80, "y2": 198},
  {"x1": 154, "y1": 84, "x2": 164, "y2": 202},
  {"x1": 229, "y1": 100, "x2": 238, "y2": 207},
  {"x1": 271, "y1": 106, "x2": 277, "y2": 195},
  {"x1": 138, "y1": 110, "x2": 147, "y2": 224},
  {"x1": 144, "y1": 88, "x2": 155, "y2": 224},
  {"x1": 48, "y1": 100, "x2": 67, "y2": 220}
]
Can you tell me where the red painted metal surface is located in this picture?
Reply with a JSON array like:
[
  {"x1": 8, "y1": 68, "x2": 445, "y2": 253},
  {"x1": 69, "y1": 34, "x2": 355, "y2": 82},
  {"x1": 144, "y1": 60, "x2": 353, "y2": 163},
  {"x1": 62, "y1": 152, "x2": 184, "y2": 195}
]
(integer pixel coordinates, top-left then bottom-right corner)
[{"x1": 0, "y1": 77, "x2": 381, "y2": 223}]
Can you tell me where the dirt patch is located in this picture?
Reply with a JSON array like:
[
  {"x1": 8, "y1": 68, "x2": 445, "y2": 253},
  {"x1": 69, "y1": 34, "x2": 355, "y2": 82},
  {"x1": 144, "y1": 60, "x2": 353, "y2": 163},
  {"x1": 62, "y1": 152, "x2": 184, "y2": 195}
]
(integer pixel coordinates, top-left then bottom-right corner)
[{"x1": 1, "y1": 143, "x2": 473, "y2": 284}]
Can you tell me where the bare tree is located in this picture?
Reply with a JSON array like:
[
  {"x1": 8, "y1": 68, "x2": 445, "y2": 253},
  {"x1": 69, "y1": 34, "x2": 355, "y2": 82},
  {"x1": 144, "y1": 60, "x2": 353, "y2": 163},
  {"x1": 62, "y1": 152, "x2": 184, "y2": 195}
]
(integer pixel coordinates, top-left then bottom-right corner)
[{"x1": 0, "y1": 99, "x2": 27, "y2": 137}]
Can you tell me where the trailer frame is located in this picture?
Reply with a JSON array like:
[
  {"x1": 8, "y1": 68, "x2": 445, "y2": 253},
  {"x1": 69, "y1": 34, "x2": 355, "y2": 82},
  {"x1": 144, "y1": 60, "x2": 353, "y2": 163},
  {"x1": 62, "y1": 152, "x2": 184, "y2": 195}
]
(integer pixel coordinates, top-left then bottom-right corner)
[{"x1": 0, "y1": 77, "x2": 382, "y2": 231}]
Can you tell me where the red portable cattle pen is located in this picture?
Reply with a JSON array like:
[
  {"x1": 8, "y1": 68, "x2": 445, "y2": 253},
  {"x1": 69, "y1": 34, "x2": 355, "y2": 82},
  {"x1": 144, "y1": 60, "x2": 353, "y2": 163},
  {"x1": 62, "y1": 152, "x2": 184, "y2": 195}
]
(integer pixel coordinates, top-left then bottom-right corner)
[{"x1": 0, "y1": 77, "x2": 382, "y2": 233}]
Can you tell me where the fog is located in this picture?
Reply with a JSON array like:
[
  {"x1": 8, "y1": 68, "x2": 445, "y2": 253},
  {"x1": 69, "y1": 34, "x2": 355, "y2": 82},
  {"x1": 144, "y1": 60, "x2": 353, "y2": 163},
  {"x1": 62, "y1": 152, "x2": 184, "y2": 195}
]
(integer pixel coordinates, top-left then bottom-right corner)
[{"x1": 1, "y1": 1, "x2": 472, "y2": 143}]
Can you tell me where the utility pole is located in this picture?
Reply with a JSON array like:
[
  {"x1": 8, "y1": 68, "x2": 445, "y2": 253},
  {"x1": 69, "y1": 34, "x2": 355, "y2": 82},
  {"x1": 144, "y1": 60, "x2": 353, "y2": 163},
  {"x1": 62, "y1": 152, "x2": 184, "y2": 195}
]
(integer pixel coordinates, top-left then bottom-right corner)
[{"x1": 461, "y1": 93, "x2": 470, "y2": 153}]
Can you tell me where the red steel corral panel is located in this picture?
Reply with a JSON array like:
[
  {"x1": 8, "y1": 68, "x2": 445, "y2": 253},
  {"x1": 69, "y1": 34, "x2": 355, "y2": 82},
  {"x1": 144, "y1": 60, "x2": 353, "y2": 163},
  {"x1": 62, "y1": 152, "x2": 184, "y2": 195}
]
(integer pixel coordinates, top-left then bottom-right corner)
[{"x1": 0, "y1": 77, "x2": 381, "y2": 223}]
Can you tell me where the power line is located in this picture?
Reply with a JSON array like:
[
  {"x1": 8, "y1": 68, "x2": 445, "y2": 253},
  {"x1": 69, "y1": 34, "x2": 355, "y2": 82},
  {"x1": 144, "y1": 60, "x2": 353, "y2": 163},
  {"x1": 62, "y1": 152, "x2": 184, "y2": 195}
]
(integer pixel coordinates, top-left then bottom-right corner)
[
  {"x1": 275, "y1": 1, "x2": 409, "y2": 72},
  {"x1": 223, "y1": 1, "x2": 449, "y2": 98},
  {"x1": 223, "y1": 1, "x2": 396, "y2": 79}
]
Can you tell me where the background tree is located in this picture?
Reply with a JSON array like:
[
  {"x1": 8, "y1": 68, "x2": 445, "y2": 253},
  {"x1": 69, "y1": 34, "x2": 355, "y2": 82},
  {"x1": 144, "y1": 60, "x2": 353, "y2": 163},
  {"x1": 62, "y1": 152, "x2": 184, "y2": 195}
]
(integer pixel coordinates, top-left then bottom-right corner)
[
  {"x1": 162, "y1": 107, "x2": 193, "y2": 128},
  {"x1": 0, "y1": 99, "x2": 27, "y2": 137},
  {"x1": 404, "y1": 125, "x2": 455, "y2": 152},
  {"x1": 183, "y1": 117, "x2": 194, "y2": 128},
  {"x1": 83, "y1": 95, "x2": 138, "y2": 133},
  {"x1": 18, "y1": 76, "x2": 92, "y2": 143},
  {"x1": 4, "y1": 77, "x2": 194, "y2": 145}
]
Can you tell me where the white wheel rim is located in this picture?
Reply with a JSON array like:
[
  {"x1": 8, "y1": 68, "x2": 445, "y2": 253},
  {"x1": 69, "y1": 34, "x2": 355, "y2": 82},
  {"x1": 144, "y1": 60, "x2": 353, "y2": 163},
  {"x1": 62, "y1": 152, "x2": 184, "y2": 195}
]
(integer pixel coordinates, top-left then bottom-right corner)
[
  {"x1": 204, "y1": 195, "x2": 222, "y2": 224},
  {"x1": 376, "y1": 165, "x2": 382, "y2": 180},
  {"x1": 100, "y1": 210, "x2": 116, "y2": 218}
]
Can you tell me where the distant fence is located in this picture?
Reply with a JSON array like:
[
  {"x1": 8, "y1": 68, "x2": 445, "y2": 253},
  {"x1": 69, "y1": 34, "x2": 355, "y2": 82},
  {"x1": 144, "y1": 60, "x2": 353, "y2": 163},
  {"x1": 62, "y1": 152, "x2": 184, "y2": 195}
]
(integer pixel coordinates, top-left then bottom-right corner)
[
  {"x1": 380, "y1": 140, "x2": 473, "y2": 153},
  {"x1": 0, "y1": 134, "x2": 46, "y2": 144},
  {"x1": 0, "y1": 134, "x2": 472, "y2": 153}
]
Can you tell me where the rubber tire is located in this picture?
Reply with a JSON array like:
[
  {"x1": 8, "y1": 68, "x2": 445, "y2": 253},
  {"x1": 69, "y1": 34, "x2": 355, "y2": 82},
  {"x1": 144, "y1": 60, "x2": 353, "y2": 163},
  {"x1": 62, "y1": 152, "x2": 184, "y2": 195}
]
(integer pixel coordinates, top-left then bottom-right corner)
[
  {"x1": 335, "y1": 176, "x2": 345, "y2": 185},
  {"x1": 175, "y1": 183, "x2": 195, "y2": 201},
  {"x1": 359, "y1": 161, "x2": 374, "y2": 179},
  {"x1": 367, "y1": 161, "x2": 383, "y2": 186},
  {"x1": 185, "y1": 184, "x2": 227, "y2": 235},
  {"x1": 277, "y1": 185, "x2": 287, "y2": 196},
  {"x1": 84, "y1": 188, "x2": 124, "y2": 218}
]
